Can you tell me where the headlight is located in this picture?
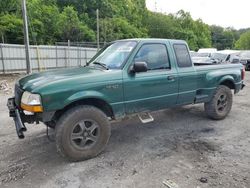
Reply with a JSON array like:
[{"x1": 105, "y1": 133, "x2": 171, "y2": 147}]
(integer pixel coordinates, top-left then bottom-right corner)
[
  {"x1": 21, "y1": 91, "x2": 41, "y2": 105},
  {"x1": 21, "y1": 91, "x2": 43, "y2": 112}
]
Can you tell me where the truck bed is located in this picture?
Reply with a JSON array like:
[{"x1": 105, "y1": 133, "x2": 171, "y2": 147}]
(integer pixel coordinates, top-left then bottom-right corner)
[{"x1": 194, "y1": 63, "x2": 242, "y2": 72}]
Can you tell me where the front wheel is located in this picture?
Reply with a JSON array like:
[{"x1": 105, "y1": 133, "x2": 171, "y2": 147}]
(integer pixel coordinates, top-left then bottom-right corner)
[
  {"x1": 204, "y1": 85, "x2": 233, "y2": 120},
  {"x1": 55, "y1": 105, "x2": 111, "y2": 161}
]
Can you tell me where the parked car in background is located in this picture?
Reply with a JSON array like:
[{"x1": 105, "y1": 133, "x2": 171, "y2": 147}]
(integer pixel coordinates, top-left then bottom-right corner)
[
  {"x1": 198, "y1": 48, "x2": 217, "y2": 53},
  {"x1": 192, "y1": 48, "x2": 218, "y2": 64},
  {"x1": 238, "y1": 51, "x2": 250, "y2": 70},
  {"x1": 191, "y1": 52, "x2": 213, "y2": 64},
  {"x1": 190, "y1": 51, "x2": 198, "y2": 57},
  {"x1": 211, "y1": 50, "x2": 240, "y2": 64}
]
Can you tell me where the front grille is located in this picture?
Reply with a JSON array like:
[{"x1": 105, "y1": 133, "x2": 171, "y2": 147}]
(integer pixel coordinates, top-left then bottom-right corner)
[{"x1": 14, "y1": 84, "x2": 24, "y2": 107}]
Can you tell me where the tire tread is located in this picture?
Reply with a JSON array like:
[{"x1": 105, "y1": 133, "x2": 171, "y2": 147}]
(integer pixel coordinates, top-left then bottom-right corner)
[
  {"x1": 55, "y1": 105, "x2": 111, "y2": 161},
  {"x1": 204, "y1": 85, "x2": 233, "y2": 120}
]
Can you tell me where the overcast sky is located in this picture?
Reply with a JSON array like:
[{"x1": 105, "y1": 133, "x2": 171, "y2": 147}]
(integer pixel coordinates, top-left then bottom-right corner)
[{"x1": 146, "y1": 0, "x2": 250, "y2": 29}]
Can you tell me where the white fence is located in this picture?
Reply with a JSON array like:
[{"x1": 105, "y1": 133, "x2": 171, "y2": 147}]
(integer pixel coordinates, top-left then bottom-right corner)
[{"x1": 0, "y1": 43, "x2": 97, "y2": 74}]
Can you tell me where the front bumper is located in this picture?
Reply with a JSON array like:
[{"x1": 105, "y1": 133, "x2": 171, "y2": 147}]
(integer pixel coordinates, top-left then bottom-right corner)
[
  {"x1": 7, "y1": 98, "x2": 27, "y2": 138},
  {"x1": 7, "y1": 97, "x2": 56, "y2": 139}
]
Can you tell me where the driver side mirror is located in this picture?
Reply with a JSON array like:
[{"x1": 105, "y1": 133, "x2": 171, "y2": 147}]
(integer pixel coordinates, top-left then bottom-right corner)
[{"x1": 130, "y1": 61, "x2": 148, "y2": 73}]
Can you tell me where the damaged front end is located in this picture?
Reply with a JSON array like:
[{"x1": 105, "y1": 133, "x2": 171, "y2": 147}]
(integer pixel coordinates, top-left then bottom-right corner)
[
  {"x1": 7, "y1": 97, "x2": 39, "y2": 138},
  {"x1": 7, "y1": 84, "x2": 49, "y2": 138}
]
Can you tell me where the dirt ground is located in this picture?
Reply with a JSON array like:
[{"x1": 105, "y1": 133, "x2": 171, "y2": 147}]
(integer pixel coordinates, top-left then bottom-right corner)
[{"x1": 0, "y1": 72, "x2": 249, "y2": 188}]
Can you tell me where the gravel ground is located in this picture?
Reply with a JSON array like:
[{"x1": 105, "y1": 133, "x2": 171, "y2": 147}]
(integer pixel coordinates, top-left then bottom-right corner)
[{"x1": 0, "y1": 73, "x2": 249, "y2": 188}]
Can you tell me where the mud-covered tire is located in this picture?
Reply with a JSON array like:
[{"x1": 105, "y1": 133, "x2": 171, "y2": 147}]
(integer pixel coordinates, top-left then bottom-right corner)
[
  {"x1": 204, "y1": 85, "x2": 233, "y2": 120},
  {"x1": 55, "y1": 105, "x2": 111, "y2": 161}
]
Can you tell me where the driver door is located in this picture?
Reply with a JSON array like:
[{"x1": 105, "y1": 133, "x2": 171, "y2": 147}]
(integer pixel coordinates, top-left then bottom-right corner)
[{"x1": 123, "y1": 43, "x2": 178, "y2": 114}]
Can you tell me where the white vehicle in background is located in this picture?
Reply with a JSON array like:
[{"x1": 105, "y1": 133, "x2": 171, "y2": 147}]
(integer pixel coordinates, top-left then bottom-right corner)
[
  {"x1": 192, "y1": 48, "x2": 217, "y2": 64},
  {"x1": 238, "y1": 51, "x2": 250, "y2": 70},
  {"x1": 198, "y1": 48, "x2": 217, "y2": 54},
  {"x1": 211, "y1": 50, "x2": 241, "y2": 64},
  {"x1": 190, "y1": 51, "x2": 198, "y2": 57}
]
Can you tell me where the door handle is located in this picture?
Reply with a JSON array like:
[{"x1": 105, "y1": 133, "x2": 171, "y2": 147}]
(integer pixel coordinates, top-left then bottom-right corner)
[{"x1": 167, "y1": 75, "x2": 175, "y2": 80}]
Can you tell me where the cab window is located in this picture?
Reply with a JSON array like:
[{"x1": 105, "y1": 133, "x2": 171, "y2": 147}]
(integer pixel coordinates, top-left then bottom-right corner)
[
  {"x1": 134, "y1": 44, "x2": 170, "y2": 71},
  {"x1": 173, "y1": 44, "x2": 192, "y2": 67}
]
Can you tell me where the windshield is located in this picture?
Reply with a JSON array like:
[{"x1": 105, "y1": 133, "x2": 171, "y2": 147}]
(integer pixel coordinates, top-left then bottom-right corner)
[
  {"x1": 89, "y1": 41, "x2": 137, "y2": 69},
  {"x1": 211, "y1": 53, "x2": 227, "y2": 61}
]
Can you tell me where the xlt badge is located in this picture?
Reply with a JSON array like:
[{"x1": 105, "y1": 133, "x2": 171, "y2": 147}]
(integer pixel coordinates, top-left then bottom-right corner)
[{"x1": 106, "y1": 84, "x2": 119, "y2": 89}]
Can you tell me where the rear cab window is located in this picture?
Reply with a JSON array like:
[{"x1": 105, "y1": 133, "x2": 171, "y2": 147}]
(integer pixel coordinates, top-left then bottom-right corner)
[{"x1": 173, "y1": 44, "x2": 192, "y2": 68}]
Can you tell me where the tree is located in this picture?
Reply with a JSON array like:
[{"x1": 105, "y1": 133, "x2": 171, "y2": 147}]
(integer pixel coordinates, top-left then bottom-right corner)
[
  {"x1": 100, "y1": 17, "x2": 147, "y2": 42},
  {"x1": 211, "y1": 25, "x2": 236, "y2": 50},
  {"x1": 58, "y1": 6, "x2": 95, "y2": 42},
  {"x1": 193, "y1": 19, "x2": 211, "y2": 49},
  {"x1": 0, "y1": 0, "x2": 21, "y2": 14},
  {"x1": 143, "y1": 10, "x2": 212, "y2": 51},
  {"x1": 0, "y1": 14, "x2": 23, "y2": 43},
  {"x1": 27, "y1": 0, "x2": 61, "y2": 44},
  {"x1": 144, "y1": 12, "x2": 177, "y2": 39},
  {"x1": 0, "y1": 0, "x2": 245, "y2": 47},
  {"x1": 235, "y1": 31, "x2": 250, "y2": 50},
  {"x1": 171, "y1": 10, "x2": 211, "y2": 50}
]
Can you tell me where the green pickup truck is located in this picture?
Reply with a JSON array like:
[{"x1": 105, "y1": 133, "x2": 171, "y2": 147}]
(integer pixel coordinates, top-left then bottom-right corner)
[{"x1": 7, "y1": 39, "x2": 245, "y2": 161}]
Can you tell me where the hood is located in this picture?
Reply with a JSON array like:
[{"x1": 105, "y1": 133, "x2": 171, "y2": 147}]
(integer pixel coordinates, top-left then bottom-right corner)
[{"x1": 18, "y1": 66, "x2": 122, "y2": 92}]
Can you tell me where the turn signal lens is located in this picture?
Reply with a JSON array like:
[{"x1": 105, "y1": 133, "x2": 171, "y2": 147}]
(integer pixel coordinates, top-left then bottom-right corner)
[{"x1": 21, "y1": 103, "x2": 43, "y2": 112}]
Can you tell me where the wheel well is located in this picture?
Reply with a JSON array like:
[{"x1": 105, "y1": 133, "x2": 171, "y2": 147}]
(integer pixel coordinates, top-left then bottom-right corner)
[
  {"x1": 220, "y1": 80, "x2": 235, "y2": 90},
  {"x1": 54, "y1": 98, "x2": 114, "y2": 122}
]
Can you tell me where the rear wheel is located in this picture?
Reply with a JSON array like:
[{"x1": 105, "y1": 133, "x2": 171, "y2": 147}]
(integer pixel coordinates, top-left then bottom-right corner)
[
  {"x1": 204, "y1": 85, "x2": 233, "y2": 120},
  {"x1": 55, "y1": 105, "x2": 111, "y2": 161}
]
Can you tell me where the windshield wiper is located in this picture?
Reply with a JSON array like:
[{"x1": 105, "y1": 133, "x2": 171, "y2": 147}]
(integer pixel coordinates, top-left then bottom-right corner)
[{"x1": 93, "y1": 62, "x2": 109, "y2": 70}]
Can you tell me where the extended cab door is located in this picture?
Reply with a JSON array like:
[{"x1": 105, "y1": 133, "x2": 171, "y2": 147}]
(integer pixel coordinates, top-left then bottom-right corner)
[
  {"x1": 171, "y1": 43, "x2": 197, "y2": 105},
  {"x1": 123, "y1": 42, "x2": 179, "y2": 114}
]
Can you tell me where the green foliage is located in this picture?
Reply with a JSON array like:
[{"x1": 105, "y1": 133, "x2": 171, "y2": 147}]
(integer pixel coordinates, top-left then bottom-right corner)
[
  {"x1": 237, "y1": 28, "x2": 250, "y2": 36},
  {"x1": 0, "y1": 14, "x2": 23, "y2": 43},
  {"x1": 193, "y1": 19, "x2": 212, "y2": 49},
  {"x1": 145, "y1": 10, "x2": 211, "y2": 51},
  {"x1": 58, "y1": 6, "x2": 95, "y2": 42},
  {"x1": 100, "y1": 18, "x2": 147, "y2": 42},
  {"x1": 235, "y1": 31, "x2": 250, "y2": 50},
  {"x1": 173, "y1": 10, "x2": 211, "y2": 50},
  {"x1": 0, "y1": 0, "x2": 21, "y2": 14},
  {"x1": 145, "y1": 12, "x2": 177, "y2": 39},
  {"x1": 211, "y1": 25, "x2": 237, "y2": 50},
  {"x1": 0, "y1": 0, "x2": 248, "y2": 50},
  {"x1": 27, "y1": 0, "x2": 61, "y2": 44}
]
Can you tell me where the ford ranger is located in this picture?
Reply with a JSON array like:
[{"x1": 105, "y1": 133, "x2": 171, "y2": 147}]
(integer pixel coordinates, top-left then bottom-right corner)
[{"x1": 7, "y1": 39, "x2": 245, "y2": 161}]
